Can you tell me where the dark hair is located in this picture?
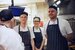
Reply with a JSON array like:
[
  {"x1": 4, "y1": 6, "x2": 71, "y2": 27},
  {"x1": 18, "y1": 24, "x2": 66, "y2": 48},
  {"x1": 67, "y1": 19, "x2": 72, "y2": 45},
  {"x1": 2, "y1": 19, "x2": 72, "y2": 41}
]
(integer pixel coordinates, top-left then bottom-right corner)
[
  {"x1": 49, "y1": 5, "x2": 57, "y2": 11},
  {"x1": 20, "y1": 12, "x2": 28, "y2": 16},
  {"x1": 0, "y1": 9, "x2": 13, "y2": 21},
  {"x1": 33, "y1": 17, "x2": 41, "y2": 22}
]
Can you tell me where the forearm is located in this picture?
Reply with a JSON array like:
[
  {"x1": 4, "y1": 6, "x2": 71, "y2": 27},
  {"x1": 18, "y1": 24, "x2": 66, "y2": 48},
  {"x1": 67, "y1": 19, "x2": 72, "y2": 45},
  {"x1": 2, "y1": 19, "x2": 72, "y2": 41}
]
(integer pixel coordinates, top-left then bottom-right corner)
[
  {"x1": 40, "y1": 39, "x2": 45, "y2": 49},
  {"x1": 66, "y1": 33, "x2": 73, "y2": 41},
  {"x1": 31, "y1": 39, "x2": 35, "y2": 50},
  {"x1": 0, "y1": 45, "x2": 5, "y2": 50}
]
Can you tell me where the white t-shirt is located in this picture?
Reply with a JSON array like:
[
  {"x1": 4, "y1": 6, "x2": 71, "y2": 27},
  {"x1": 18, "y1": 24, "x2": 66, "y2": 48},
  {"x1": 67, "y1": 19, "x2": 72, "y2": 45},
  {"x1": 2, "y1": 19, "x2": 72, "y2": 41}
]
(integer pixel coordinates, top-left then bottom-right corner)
[
  {"x1": 0, "y1": 25, "x2": 24, "y2": 50},
  {"x1": 44, "y1": 18, "x2": 73, "y2": 36},
  {"x1": 30, "y1": 27, "x2": 45, "y2": 39},
  {"x1": 13, "y1": 25, "x2": 35, "y2": 39}
]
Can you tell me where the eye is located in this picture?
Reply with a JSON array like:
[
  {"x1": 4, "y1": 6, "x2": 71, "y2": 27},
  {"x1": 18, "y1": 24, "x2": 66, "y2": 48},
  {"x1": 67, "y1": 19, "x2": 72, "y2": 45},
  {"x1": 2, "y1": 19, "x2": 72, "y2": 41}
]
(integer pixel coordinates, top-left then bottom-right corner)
[
  {"x1": 34, "y1": 21, "x2": 40, "y2": 22},
  {"x1": 48, "y1": 11, "x2": 51, "y2": 13}
]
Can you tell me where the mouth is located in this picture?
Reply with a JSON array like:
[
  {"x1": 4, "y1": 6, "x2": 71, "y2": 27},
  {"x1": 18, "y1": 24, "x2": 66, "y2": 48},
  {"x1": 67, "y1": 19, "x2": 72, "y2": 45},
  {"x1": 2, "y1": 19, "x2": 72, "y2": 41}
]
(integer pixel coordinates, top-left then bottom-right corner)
[{"x1": 49, "y1": 15, "x2": 53, "y2": 17}]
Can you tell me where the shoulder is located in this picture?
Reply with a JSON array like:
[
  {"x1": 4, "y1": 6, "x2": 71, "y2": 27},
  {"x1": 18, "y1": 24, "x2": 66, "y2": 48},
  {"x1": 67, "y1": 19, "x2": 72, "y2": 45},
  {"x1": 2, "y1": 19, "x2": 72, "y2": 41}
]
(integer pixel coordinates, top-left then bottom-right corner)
[
  {"x1": 8, "y1": 28, "x2": 17, "y2": 33},
  {"x1": 0, "y1": 26, "x2": 7, "y2": 34},
  {"x1": 0, "y1": 26, "x2": 11, "y2": 33},
  {"x1": 58, "y1": 18, "x2": 68, "y2": 22},
  {"x1": 29, "y1": 27, "x2": 35, "y2": 38},
  {"x1": 43, "y1": 19, "x2": 50, "y2": 29},
  {"x1": 40, "y1": 27, "x2": 44, "y2": 33},
  {"x1": 29, "y1": 27, "x2": 33, "y2": 31},
  {"x1": 13, "y1": 25, "x2": 19, "y2": 32},
  {"x1": 27, "y1": 26, "x2": 31, "y2": 29},
  {"x1": 13, "y1": 25, "x2": 19, "y2": 29},
  {"x1": 6, "y1": 28, "x2": 18, "y2": 35},
  {"x1": 0, "y1": 26, "x2": 19, "y2": 37},
  {"x1": 58, "y1": 18, "x2": 69, "y2": 25},
  {"x1": 7, "y1": 28, "x2": 22, "y2": 40},
  {"x1": 40, "y1": 27, "x2": 44, "y2": 30},
  {"x1": 44, "y1": 20, "x2": 49, "y2": 25}
]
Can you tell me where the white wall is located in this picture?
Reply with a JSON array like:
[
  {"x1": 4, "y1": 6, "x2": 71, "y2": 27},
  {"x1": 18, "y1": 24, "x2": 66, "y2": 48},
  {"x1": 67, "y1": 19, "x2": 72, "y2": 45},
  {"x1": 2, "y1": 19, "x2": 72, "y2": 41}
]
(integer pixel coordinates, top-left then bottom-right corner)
[
  {"x1": 24, "y1": 2, "x2": 48, "y2": 27},
  {"x1": 36, "y1": 2, "x2": 48, "y2": 21}
]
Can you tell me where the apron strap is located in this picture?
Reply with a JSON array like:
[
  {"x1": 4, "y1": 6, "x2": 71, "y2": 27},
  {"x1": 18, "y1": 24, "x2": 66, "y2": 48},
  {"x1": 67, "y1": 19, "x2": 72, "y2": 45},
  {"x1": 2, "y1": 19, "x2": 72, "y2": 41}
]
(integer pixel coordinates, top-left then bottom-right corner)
[
  {"x1": 27, "y1": 27, "x2": 31, "y2": 38},
  {"x1": 57, "y1": 18, "x2": 59, "y2": 25},
  {"x1": 33, "y1": 26, "x2": 42, "y2": 33},
  {"x1": 18, "y1": 25, "x2": 30, "y2": 33},
  {"x1": 46, "y1": 18, "x2": 59, "y2": 33},
  {"x1": 47, "y1": 18, "x2": 59, "y2": 26},
  {"x1": 18, "y1": 25, "x2": 31, "y2": 38}
]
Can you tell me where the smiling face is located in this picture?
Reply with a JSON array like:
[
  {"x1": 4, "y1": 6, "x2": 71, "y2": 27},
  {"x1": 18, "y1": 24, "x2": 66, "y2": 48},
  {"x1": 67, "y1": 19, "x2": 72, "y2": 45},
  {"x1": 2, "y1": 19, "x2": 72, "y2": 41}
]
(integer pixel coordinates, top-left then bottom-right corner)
[
  {"x1": 33, "y1": 18, "x2": 40, "y2": 27},
  {"x1": 20, "y1": 14, "x2": 27, "y2": 24},
  {"x1": 48, "y1": 8, "x2": 57, "y2": 19}
]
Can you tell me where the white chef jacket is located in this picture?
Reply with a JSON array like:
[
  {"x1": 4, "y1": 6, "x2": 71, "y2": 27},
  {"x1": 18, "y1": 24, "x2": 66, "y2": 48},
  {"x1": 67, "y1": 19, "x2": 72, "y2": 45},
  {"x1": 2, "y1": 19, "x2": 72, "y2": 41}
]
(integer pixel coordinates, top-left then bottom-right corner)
[
  {"x1": 0, "y1": 25, "x2": 24, "y2": 50},
  {"x1": 13, "y1": 25, "x2": 35, "y2": 39},
  {"x1": 30, "y1": 27, "x2": 45, "y2": 39},
  {"x1": 44, "y1": 18, "x2": 73, "y2": 37}
]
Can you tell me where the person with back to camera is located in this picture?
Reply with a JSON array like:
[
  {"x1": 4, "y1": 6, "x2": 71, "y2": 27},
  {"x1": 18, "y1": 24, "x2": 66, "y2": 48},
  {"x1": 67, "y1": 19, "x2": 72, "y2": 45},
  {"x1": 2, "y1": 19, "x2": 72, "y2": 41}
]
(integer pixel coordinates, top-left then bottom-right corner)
[{"x1": 0, "y1": 9, "x2": 24, "y2": 50}]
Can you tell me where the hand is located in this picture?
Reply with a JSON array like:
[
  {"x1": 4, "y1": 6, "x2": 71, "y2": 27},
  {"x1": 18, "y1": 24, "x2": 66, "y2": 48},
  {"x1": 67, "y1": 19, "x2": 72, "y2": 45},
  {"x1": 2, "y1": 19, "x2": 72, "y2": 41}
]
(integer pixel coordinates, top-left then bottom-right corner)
[
  {"x1": 35, "y1": 47, "x2": 38, "y2": 50},
  {"x1": 0, "y1": 45, "x2": 5, "y2": 50},
  {"x1": 35, "y1": 47, "x2": 40, "y2": 50},
  {"x1": 39, "y1": 48, "x2": 42, "y2": 50},
  {"x1": 35, "y1": 48, "x2": 42, "y2": 50}
]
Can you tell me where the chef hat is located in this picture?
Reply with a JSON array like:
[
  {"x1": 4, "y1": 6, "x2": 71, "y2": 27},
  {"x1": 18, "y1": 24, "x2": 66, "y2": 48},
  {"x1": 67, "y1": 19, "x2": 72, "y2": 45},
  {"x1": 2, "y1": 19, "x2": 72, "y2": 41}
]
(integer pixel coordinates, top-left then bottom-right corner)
[
  {"x1": 0, "y1": 9, "x2": 13, "y2": 21},
  {"x1": 33, "y1": 17, "x2": 40, "y2": 22}
]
